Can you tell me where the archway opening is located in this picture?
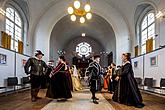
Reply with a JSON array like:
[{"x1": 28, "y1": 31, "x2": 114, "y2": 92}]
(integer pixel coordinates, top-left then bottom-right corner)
[{"x1": 49, "y1": 14, "x2": 116, "y2": 67}]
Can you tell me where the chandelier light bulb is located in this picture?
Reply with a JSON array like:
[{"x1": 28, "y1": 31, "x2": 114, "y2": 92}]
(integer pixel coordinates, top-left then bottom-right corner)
[
  {"x1": 68, "y1": 7, "x2": 74, "y2": 14},
  {"x1": 84, "y1": 4, "x2": 91, "y2": 12},
  {"x1": 74, "y1": 0, "x2": 81, "y2": 9},
  {"x1": 71, "y1": 15, "x2": 76, "y2": 21},
  {"x1": 80, "y1": 17, "x2": 85, "y2": 23},
  {"x1": 86, "y1": 13, "x2": 92, "y2": 20}
]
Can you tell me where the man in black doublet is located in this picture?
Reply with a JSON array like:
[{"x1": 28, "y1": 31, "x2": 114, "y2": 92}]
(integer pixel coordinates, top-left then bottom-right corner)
[
  {"x1": 86, "y1": 55, "x2": 101, "y2": 104},
  {"x1": 24, "y1": 50, "x2": 48, "y2": 102}
]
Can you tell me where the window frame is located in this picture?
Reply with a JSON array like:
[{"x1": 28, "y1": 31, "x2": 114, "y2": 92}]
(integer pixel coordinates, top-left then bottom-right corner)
[
  {"x1": 76, "y1": 42, "x2": 92, "y2": 57},
  {"x1": 5, "y1": 6, "x2": 24, "y2": 52},
  {"x1": 140, "y1": 11, "x2": 156, "y2": 54}
]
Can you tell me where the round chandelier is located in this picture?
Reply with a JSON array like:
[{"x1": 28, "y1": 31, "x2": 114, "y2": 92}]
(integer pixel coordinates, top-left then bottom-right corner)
[{"x1": 67, "y1": 0, "x2": 92, "y2": 23}]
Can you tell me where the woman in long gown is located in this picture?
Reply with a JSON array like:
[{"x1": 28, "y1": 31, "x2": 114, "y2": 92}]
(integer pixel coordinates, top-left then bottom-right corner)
[
  {"x1": 112, "y1": 53, "x2": 144, "y2": 108},
  {"x1": 71, "y1": 65, "x2": 83, "y2": 91},
  {"x1": 46, "y1": 56, "x2": 72, "y2": 101}
]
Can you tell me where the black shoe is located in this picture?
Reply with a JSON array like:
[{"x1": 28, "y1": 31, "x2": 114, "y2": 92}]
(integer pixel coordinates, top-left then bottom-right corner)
[
  {"x1": 91, "y1": 97, "x2": 99, "y2": 100},
  {"x1": 95, "y1": 97, "x2": 99, "y2": 100},
  {"x1": 93, "y1": 99, "x2": 99, "y2": 104},
  {"x1": 31, "y1": 97, "x2": 36, "y2": 102}
]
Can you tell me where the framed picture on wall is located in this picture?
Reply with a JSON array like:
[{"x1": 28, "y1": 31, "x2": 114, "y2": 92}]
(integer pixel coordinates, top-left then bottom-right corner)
[
  {"x1": 134, "y1": 61, "x2": 138, "y2": 68},
  {"x1": 150, "y1": 56, "x2": 158, "y2": 66},
  {"x1": 0, "y1": 54, "x2": 7, "y2": 64}
]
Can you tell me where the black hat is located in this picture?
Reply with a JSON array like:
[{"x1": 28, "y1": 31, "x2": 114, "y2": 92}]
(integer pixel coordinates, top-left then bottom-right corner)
[
  {"x1": 93, "y1": 55, "x2": 100, "y2": 59},
  {"x1": 35, "y1": 50, "x2": 44, "y2": 56}
]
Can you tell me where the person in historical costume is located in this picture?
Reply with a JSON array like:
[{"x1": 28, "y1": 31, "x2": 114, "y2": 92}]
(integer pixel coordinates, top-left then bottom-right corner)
[
  {"x1": 46, "y1": 56, "x2": 72, "y2": 101},
  {"x1": 108, "y1": 63, "x2": 117, "y2": 93},
  {"x1": 112, "y1": 53, "x2": 144, "y2": 108},
  {"x1": 111, "y1": 65, "x2": 122, "y2": 102},
  {"x1": 104, "y1": 67, "x2": 110, "y2": 90},
  {"x1": 24, "y1": 50, "x2": 48, "y2": 102},
  {"x1": 86, "y1": 55, "x2": 101, "y2": 104},
  {"x1": 65, "y1": 62, "x2": 73, "y2": 91},
  {"x1": 71, "y1": 65, "x2": 83, "y2": 91},
  {"x1": 45, "y1": 61, "x2": 54, "y2": 88}
]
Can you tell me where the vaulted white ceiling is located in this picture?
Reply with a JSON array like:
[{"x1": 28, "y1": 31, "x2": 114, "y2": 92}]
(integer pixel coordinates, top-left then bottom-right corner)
[{"x1": 2, "y1": 0, "x2": 165, "y2": 63}]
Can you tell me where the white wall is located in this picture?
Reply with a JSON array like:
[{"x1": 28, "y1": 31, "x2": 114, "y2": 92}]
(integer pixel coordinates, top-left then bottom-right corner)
[
  {"x1": 132, "y1": 55, "x2": 144, "y2": 79},
  {"x1": 132, "y1": 47, "x2": 165, "y2": 87},
  {"x1": 0, "y1": 47, "x2": 30, "y2": 93},
  {"x1": 16, "y1": 54, "x2": 30, "y2": 85}
]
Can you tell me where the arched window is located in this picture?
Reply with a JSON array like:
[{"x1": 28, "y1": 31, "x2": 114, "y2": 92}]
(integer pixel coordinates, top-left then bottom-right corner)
[
  {"x1": 5, "y1": 7, "x2": 23, "y2": 52},
  {"x1": 76, "y1": 42, "x2": 92, "y2": 57},
  {"x1": 141, "y1": 12, "x2": 155, "y2": 54}
]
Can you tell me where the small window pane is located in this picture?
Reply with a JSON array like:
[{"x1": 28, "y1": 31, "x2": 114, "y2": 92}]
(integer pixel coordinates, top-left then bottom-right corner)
[
  {"x1": 6, "y1": 8, "x2": 14, "y2": 21},
  {"x1": 15, "y1": 41, "x2": 18, "y2": 52},
  {"x1": 141, "y1": 45, "x2": 146, "y2": 54},
  {"x1": 148, "y1": 23, "x2": 155, "y2": 39},
  {"x1": 15, "y1": 12, "x2": 22, "y2": 27},
  {"x1": 141, "y1": 29, "x2": 147, "y2": 45},
  {"x1": 11, "y1": 39, "x2": 14, "y2": 50},
  {"x1": 141, "y1": 16, "x2": 147, "y2": 30},
  {"x1": 148, "y1": 13, "x2": 155, "y2": 25},
  {"x1": 15, "y1": 25, "x2": 22, "y2": 41}
]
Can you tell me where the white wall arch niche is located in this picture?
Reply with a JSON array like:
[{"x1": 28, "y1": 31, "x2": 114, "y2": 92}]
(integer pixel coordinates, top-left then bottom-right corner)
[{"x1": 49, "y1": 13, "x2": 116, "y2": 66}]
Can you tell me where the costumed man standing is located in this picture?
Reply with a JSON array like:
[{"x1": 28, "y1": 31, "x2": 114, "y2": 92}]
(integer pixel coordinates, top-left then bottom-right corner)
[
  {"x1": 24, "y1": 50, "x2": 48, "y2": 102},
  {"x1": 86, "y1": 55, "x2": 101, "y2": 104},
  {"x1": 108, "y1": 63, "x2": 117, "y2": 93}
]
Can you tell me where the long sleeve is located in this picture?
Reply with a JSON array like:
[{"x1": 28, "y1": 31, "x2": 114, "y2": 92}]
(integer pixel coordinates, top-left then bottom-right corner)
[
  {"x1": 24, "y1": 58, "x2": 31, "y2": 75},
  {"x1": 120, "y1": 64, "x2": 131, "y2": 76},
  {"x1": 50, "y1": 62, "x2": 64, "y2": 76},
  {"x1": 43, "y1": 61, "x2": 48, "y2": 75}
]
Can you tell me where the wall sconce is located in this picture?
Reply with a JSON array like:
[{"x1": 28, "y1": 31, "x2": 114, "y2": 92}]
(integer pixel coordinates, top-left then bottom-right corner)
[
  {"x1": 57, "y1": 50, "x2": 66, "y2": 55},
  {"x1": 0, "y1": 8, "x2": 5, "y2": 15}
]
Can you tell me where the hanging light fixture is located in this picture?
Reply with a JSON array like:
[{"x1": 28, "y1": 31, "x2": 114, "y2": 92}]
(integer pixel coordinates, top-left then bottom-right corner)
[
  {"x1": 84, "y1": 4, "x2": 91, "y2": 12},
  {"x1": 68, "y1": 7, "x2": 74, "y2": 14},
  {"x1": 80, "y1": 17, "x2": 85, "y2": 23},
  {"x1": 86, "y1": 12, "x2": 92, "y2": 20},
  {"x1": 71, "y1": 14, "x2": 76, "y2": 21},
  {"x1": 67, "y1": 0, "x2": 92, "y2": 23},
  {"x1": 74, "y1": 0, "x2": 81, "y2": 9}
]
